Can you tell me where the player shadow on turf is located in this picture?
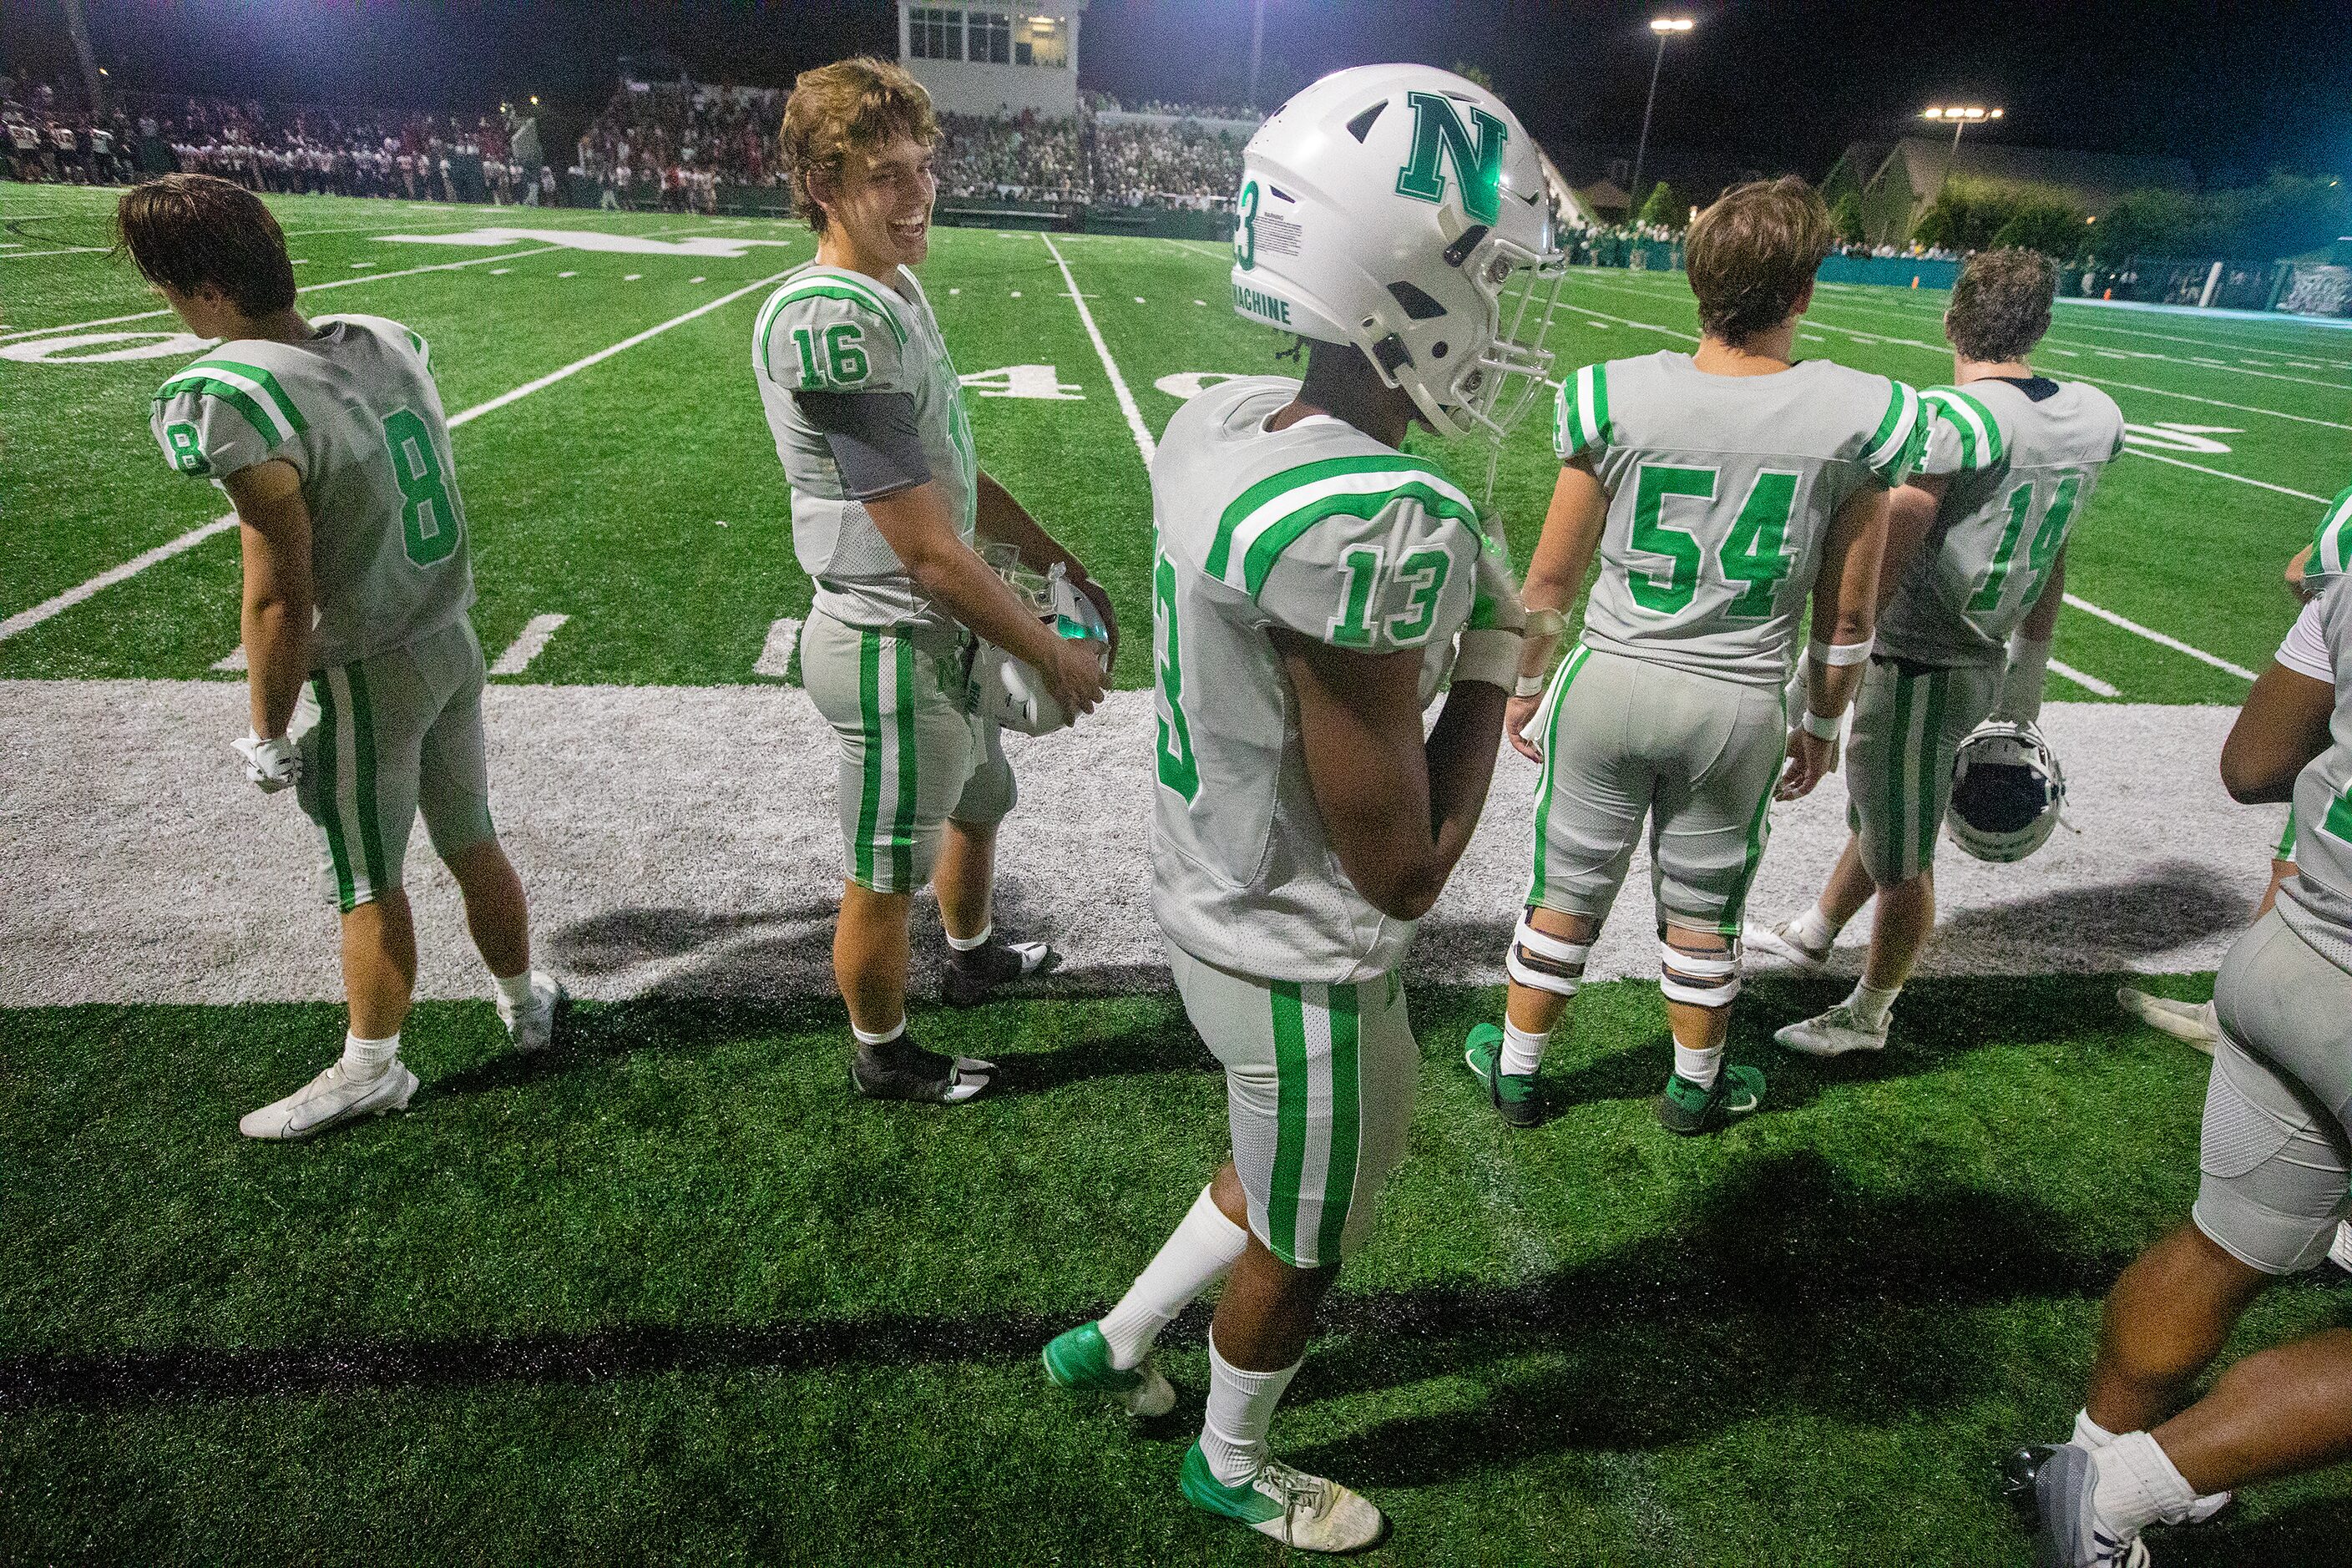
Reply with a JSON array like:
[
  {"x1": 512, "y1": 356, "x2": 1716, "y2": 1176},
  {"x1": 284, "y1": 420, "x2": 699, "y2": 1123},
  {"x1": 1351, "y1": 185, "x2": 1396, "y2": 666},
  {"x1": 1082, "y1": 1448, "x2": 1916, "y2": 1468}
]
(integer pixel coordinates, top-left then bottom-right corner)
[{"x1": 1929, "y1": 859, "x2": 2248, "y2": 972}]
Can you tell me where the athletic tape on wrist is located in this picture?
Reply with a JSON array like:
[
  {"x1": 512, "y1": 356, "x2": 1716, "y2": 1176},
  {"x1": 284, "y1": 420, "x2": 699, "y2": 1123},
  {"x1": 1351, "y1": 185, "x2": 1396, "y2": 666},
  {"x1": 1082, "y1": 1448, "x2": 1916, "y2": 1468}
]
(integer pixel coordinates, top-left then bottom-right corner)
[
  {"x1": 1657, "y1": 937, "x2": 1742, "y2": 1007},
  {"x1": 1798, "y1": 706, "x2": 1841, "y2": 740},
  {"x1": 1506, "y1": 912, "x2": 1588, "y2": 998},
  {"x1": 1808, "y1": 636, "x2": 1874, "y2": 667},
  {"x1": 1453, "y1": 628, "x2": 1524, "y2": 690}
]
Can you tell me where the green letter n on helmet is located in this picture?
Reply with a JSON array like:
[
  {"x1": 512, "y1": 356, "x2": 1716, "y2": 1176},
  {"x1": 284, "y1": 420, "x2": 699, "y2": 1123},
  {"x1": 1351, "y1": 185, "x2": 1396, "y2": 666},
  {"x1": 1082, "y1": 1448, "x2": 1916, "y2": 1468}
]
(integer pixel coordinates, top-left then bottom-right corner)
[{"x1": 1393, "y1": 90, "x2": 1507, "y2": 225}]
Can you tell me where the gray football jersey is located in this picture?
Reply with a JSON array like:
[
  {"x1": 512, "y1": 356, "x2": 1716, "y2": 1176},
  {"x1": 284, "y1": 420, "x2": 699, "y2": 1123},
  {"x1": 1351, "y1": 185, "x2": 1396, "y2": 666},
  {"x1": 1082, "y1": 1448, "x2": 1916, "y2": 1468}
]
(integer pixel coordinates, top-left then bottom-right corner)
[
  {"x1": 1151, "y1": 377, "x2": 1486, "y2": 984},
  {"x1": 150, "y1": 313, "x2": 474, "y2": 670},
  {"x1": 1877, "y1": 377, "x2": 2126, "y2": 668},
  {"x1": 2280, "y1": 582, "x2": 2352, "y2": 973},
  {"x1": 1557, "y1": 352, "x2": 1922, "y2": 688},
  {"x1": 753, "y1": 263, "x2": 977, "y2": 633}
]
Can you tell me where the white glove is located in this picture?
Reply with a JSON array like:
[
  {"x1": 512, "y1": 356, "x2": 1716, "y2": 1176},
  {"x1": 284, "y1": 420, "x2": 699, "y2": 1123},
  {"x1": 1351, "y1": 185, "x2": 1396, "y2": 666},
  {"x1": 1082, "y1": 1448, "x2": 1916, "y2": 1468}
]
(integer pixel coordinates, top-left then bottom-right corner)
[
  {"x1": 233, "y1": 732, "x2": 301, "y2": 792},
  {"x1": 1452, "y1": 542, "x2": 1527, "y2": 692}
]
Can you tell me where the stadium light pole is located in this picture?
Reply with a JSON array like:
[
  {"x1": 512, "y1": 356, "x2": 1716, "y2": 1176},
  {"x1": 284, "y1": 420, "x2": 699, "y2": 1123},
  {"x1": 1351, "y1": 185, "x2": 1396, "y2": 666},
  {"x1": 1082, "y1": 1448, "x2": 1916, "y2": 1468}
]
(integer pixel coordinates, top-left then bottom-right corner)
[
  {"x1": 1247, "y1": 0, "x2": 1267, "y2": 109},
  {"x1": 1628, "y1": 18, "x2": 1694, "y2": 224},
  {"x1": 1921, "y1": 104, "x2": 2003, "y2": 209}
]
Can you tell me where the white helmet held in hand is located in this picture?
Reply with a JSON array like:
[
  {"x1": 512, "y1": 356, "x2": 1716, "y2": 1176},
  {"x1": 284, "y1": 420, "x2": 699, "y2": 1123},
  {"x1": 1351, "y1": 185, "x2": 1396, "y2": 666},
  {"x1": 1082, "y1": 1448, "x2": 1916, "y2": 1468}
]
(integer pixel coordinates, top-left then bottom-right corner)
[
  {"x1": 1945, "y1": 721, "x2": 2067, "y2": 863},
  {"x1": 970, "y1": 554, "x2": 1109, "y2": 736},
  {"x1": 1232, "y1": 63, "x2": 1564, "y2": 439}
]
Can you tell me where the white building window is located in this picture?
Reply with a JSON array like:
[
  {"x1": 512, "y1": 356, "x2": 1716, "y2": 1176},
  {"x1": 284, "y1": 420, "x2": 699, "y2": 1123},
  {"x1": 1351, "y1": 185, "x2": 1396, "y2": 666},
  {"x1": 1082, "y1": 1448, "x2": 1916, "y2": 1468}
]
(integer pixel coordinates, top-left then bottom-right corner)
[
  {"x1": 910, "y1": 8, "x2": 964, "y2": 60},
  {"x1": 968, "y1": 12, "x2": 1010, "y2": 64},
  {"x1": 1014, "y1": 12, "x2": 1068, "y2": 68}
]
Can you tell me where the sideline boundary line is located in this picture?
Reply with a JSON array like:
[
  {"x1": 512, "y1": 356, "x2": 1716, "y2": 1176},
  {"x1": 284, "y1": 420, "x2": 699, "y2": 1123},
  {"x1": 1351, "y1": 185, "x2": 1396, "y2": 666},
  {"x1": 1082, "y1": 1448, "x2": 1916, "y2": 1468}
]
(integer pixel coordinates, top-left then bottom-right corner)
[
  {"x1": 2063, "y1": 595, "x2": 2258, "y2": 681},
  {"x1": 1, "y1": 271, "x2": 789, "y2": 644},
  {"x1": 1041, "y1": 233, "x2": 1155, "y2": 464}
]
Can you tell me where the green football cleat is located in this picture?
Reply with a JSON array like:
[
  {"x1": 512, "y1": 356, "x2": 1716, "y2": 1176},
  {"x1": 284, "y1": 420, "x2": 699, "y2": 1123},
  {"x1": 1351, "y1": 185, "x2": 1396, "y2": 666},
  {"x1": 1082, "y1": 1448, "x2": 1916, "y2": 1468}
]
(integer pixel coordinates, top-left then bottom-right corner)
[
  {"x1": 1463, "y1": 1023, "x2": 1542, "y2": 1128},
  {"x1": 1179, "y1": 1442, "x2": 1387, "y2": 1553},
  {"x1": 1040, "y1": 1321, "x2": 1176, "y2": 1418},
  {"x1": 1654, "y1": 1063, "x2": 1765, "y2": 1136}
]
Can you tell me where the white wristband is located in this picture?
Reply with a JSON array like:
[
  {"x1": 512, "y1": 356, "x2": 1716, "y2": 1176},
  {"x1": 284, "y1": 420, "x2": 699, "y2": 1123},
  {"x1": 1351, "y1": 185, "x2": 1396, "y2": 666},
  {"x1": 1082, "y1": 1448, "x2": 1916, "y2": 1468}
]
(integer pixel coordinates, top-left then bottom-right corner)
[
  {"x1": 1514, "y1": 672, "x2": 1550, "y2": 698},
  {"x1": 1798, "y1": 707, "x2": 1841, "y2": 740},
  {"x1": 1452, "y1": 628, "x2": 1524, "y2": 692},
  {"x1": 1808, "y1": 636, "x2": 1874, "y2": 667}
]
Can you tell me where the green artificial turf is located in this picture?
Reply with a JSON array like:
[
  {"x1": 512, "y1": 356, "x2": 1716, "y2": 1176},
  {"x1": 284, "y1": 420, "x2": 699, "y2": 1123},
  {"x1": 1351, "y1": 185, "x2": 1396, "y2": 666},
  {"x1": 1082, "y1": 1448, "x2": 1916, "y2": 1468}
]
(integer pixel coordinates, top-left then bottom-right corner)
[{"x1": 4, "y1": 974, "x2": 2350, "y2": 1564}]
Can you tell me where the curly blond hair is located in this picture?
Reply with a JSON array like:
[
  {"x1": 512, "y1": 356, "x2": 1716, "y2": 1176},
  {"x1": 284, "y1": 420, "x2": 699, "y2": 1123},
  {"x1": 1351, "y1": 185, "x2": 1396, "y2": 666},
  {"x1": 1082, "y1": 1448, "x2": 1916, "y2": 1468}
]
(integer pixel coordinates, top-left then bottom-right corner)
[{"x1": 781, "y1": 58, "x2": 939, "y2": 235}]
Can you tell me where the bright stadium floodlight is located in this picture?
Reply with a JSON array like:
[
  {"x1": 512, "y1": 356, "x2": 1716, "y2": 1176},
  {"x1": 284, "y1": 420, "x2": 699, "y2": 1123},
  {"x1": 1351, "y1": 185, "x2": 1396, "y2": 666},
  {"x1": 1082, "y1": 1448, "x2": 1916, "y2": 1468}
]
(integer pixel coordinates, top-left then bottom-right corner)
[
  {"x1": 1922, "y1": 100, "x2": 2004, "y2": 212},
  {"x1": 1630, "y1": 17, "x2": 1696, "y2": 223}
]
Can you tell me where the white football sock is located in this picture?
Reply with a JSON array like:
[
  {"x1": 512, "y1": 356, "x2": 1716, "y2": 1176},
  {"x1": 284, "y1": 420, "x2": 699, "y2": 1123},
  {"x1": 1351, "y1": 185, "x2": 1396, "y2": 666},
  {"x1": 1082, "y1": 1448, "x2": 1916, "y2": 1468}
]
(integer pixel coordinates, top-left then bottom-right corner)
[
  {"x1": 850, "y1": 1019, "x2": 905, "y2": 1047},
  {"x1": 945, "y1": 923, "x2": 993, "y2": 953},
  {"x1": 1790, "y1": 905, "x2": 1839, "y2": 953},
  {"x1": 2073, "y1": 1409, "x2": 2117, "y2": 1448},
  {"x1": 1846, "y1": 980, "x2": 1900, "y2": 1033},
  {"x1": 492, "y1": 969, "x2": 535, "y2": 1009},
  {"x1": 341, "y1": 1031, "x2": 400, "y2": 1080},
  {"x1": 1099, "y1": 1184, "x2": 1249, "y2": 1368},
  {"x1": 2091, "y1": 1431, "x2": 2198, "y2": 1534},
  {"x1": 1500, "y1": 1019, "x2": 1550, "y2": 1079},
  {"x1": 1201, "y1": 1330, "x2": 1301, "y2": 1486},
  {"x1": 1672, "y1": 1041, "x2": 1723, "y2": 1090}
]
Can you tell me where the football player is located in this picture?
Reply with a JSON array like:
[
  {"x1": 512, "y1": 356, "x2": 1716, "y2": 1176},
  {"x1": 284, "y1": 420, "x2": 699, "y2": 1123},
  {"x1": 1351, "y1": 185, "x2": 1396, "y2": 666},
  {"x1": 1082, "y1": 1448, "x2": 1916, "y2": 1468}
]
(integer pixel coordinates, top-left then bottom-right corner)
[
  {"x1": 756, "y1": 58, "x2": 1114, "y2": 1105},
  {"x1": 2019, "y1": 571, "x2": 2352, "y2": 1567},
  {"x1": 1039, "y1": 66, "x2": 1547, "y2": 1551},
  {"x1": 1464, "y1": 178, "x2": 1909, "y2": 1133},
  {"x1": 2120, "y1": 493, "x2": 2347, "y2": 1048},
  {"x1": 1749, "y1": 249, "x2": 2127, "y2": 1056},
  {"x1": 122, "y1": 175, "x2": 563, "y2": 1140}
]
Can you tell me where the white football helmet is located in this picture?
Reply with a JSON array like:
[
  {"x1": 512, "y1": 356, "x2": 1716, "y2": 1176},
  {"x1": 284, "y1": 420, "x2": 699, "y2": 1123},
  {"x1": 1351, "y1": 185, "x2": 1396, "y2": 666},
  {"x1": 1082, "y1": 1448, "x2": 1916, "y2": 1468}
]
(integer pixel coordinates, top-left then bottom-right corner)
[
  {"x1": 1945, "y1": 721, "x2": 2067, "y2": 863},
  {"x1": 1233, "y1": 64, "x2": 1564, "y2": 439},
  {"x1": 969, "y1": 554, "x2": 1109, "y2": 736}
]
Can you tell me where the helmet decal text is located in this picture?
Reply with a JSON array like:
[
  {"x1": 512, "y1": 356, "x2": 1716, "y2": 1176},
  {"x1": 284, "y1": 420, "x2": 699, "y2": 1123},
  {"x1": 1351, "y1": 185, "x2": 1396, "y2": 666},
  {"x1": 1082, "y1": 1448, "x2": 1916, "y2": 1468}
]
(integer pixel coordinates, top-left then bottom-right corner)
[{"x1": 1393, "y1": 90, "x2": 1507, "y2": 225}]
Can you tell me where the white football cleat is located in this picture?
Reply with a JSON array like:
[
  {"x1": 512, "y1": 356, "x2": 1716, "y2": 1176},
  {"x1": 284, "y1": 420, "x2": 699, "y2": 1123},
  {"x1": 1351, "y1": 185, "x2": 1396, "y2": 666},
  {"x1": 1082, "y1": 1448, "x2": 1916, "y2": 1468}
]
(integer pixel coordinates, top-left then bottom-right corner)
[
  {"x1": 498, "y1": 971, "x2": 567, "y2": 1054},
  {"x1": 1775, "y1": 1003, "x2": 1889, "y2": 1059},
  {"x1": 1743, "y1": 917, "x2": 1831, "y2": 975},
  {"x1": 1181, "y1": 1444, "x2": 1387, "y2": 1553},
  {"x1": 240, "y1": 1060, "x2": 418, "y2": 1141},
  {"x1": 2116, "y1": 987, "x2": 2218, "y2": 1052}
]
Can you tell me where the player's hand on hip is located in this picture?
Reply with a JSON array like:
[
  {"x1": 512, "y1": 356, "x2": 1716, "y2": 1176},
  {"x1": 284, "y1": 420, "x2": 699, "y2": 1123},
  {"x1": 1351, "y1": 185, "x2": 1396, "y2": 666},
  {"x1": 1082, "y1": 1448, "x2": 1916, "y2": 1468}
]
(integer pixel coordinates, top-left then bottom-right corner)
[
  {"x1": 1505, "y1": 692, "x2": 1546, "y2": 763},
  {"x1": 1776, "y1": 727, "x2": 1837, "y2": 802},
  {"x1": 233, "y1": 731, "x2": 301, "y2": 793},
  {"x1": 1044, "y1": 637, "x2": 1107, "y2": 721}
]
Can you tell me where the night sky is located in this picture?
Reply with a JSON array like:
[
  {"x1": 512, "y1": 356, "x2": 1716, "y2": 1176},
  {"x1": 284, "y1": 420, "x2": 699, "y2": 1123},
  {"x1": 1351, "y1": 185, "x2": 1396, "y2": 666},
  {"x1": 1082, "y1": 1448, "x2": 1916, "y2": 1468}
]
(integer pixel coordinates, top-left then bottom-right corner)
[{"x1": 7, "y1": 0, "x2": 2349, "y2": 181}]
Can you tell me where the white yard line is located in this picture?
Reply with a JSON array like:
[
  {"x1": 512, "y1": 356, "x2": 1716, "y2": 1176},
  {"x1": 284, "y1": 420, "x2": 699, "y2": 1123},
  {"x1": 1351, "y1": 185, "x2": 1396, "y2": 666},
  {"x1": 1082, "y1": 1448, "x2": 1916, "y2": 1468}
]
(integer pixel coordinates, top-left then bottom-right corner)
[
  {"x1": 0, "y1": 244, "x2": 566, "y2": 342},
  {"x1": 4, "y1": 272, "x2": 789, "y2": 642},
  {"x1": 2063, "y1": 594, "x2": 2258, "y2": 681},
  {"x1": 2049, "y1": 659, "x2": 2119, "y2": 698},
  {"x1": 2120, "y1": 447, "x2": 2329, "y2": 503},
  {"x1": 1040, "y1": 233, "x2": 1155, "y2": 464},
  {"x1": 212, "y1": 646, "x2": 247, "y2": 673},
  {"x1": 0, "y1": 245, "x2": 110, "y2": 260},
  {"x1": 445, "y1": 268, "x2": 789, "y2": 427},
  {"x1": 488, "y1": 614, "x2": 569, "y2": 675},
  {"x1": 753, "y1": 617, "x2": 802, "y2": 680}
]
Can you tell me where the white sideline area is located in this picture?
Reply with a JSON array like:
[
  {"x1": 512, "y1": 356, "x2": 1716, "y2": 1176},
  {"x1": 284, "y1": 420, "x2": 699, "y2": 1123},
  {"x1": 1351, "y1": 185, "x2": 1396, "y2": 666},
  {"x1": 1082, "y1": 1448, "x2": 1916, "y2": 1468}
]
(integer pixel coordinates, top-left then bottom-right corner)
[{"x1": 1, "y1": 683, "x2": 2277, "y2": 1009}]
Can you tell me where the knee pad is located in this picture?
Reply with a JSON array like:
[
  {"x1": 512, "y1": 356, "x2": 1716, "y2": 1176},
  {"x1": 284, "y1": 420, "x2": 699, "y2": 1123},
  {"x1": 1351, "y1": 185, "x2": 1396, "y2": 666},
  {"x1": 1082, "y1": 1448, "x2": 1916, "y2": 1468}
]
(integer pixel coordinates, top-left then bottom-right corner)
[
  {"x1": 1507, "y1": 909, "x2": 1589, "y2": 998},
  {"x1": 1658, "y1": 936, "x2": 1741, "y2": 1008}
]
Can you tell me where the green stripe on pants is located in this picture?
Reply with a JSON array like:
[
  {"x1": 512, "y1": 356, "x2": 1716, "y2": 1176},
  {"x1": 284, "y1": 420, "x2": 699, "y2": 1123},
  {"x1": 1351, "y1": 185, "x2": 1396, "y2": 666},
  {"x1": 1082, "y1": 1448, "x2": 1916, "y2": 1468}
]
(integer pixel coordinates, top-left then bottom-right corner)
[
  {"x1": 1883, "y1": 667, "x2": 1914, "y2": 882},
  {"x1": 1914, "y1": 670, "x2": 1950, "y2": 873},
  {"x1": 1722, "y1": 766, "x2": 1778, "y2": 932},
  {"x1": 854, "y1": 630, "x2": 883, "y2": 887},
  {"x1": 346, "y1": 660, "x2": 388, "y2": 893},
  {"x1": 313, "y1": 674, "x2": 355, "y2": 909},
  {"x1": 1313, "y1": 982, "x2": 1363, "y2": 1267},
  {"x1": 1528, "y1": 645, "x2": 1591, "y2": 906},
  {"x1": 891, "y1": 637, "x2": 918, "y2": 890},
  {"x1": 1267, "y1": 979, "x2": 1309, "y2": 1263}
]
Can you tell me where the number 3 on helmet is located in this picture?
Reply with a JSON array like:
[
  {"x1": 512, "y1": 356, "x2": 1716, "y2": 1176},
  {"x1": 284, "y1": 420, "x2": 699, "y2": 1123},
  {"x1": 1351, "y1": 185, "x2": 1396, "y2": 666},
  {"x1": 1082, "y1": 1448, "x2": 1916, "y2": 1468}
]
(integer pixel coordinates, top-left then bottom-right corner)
[{"x1": 1232, "y1": 64, "x2": 1565, "y2": 441}]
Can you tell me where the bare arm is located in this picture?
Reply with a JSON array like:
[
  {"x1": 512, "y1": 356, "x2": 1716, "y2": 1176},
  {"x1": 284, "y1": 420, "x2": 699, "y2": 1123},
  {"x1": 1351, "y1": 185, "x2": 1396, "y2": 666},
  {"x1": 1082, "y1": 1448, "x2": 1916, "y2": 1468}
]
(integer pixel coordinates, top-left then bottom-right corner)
[
  {"x1": 974, "y1": 468, "x2": 1117, "y2": 665},
  {"x1": 2021, "y1": 547, "x2": 2066, "y2": 642},
  {"x1": 1782, "y1": 481, "x2": 1890, "y2": 799},
  {"x1": 2221, "y1": 663, "x2": 2333, "y2": 804},
  {"x1": 1275, "y1": 631, "x2": 1508, "y2": 921},
  {"x1": 221, "y1": 459, "x2": 312, "y2": 740},
  {"x1": 1874, "y1": 473, "x2": 1947, "y2": 612},
  {"x1": 865, "y1": 478, "x2": 1105, "y2": 717},
  {"x1": 1505, "y1": 458, "x2": 1610, "y2": 761}
]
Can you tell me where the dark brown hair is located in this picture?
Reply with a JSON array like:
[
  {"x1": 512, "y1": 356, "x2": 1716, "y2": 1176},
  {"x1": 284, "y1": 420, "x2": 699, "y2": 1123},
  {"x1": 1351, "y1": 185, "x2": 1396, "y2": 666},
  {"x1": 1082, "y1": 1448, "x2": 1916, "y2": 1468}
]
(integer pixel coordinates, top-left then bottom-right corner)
[
  {"x1": 781, "y1": 58, "x2": 940, "y2": 235},
  {"x1": 1684, "y1": 176, "x2": 1834, "y2": 347},
  {"x1": 1945, "y1": 247, "x2": 2057, "y2": 363},
  {"x1": 115, "y1": 174, "x2": 297, "y2": 316}
]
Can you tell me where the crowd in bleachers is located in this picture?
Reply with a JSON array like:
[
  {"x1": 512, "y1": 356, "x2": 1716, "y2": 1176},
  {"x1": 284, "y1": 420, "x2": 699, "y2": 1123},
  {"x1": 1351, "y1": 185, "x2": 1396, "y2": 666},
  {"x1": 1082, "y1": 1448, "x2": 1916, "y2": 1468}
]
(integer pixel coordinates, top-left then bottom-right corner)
[{"x1": 572, "y1": 79, "x2": 776, "y2": 211}]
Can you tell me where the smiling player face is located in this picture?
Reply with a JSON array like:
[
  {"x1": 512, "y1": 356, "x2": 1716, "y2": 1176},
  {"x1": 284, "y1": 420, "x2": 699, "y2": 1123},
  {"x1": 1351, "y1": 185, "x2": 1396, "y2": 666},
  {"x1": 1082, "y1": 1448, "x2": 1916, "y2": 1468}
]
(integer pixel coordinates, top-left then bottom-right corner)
[{"x1": 823, "y1": 134, "x2": 938, "y2": 275}]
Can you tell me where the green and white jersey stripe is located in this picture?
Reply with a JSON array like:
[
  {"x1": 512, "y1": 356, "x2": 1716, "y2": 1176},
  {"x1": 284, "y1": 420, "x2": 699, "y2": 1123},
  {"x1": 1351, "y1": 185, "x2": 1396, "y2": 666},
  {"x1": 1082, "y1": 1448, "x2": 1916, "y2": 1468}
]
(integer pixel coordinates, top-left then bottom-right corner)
[
  {"x1": 753, "y1": 261, "x2": 975, "y2": 635},
  {"x1": 1879, "y1": 375, "x2": 2126, "y2": 668},
  {"x1": 1920, "y1": 386, "x2": 2005, "y2": 472},
  {"x1": 1553, "y1": 362, "x2": 1612, "y2": 460},
  {"x1": 1150, "y1": 376, "x2": 1485, "y2": 983},
  {"x1": 149, "y1": 313, "x2": 474, "y2": 670},
  {"x1": 1860, "y1": 381, "x2": 1926, "y2": 485},
  {"x1": 2309, "y1": 483, "x2": 2352, "y2": 585}
]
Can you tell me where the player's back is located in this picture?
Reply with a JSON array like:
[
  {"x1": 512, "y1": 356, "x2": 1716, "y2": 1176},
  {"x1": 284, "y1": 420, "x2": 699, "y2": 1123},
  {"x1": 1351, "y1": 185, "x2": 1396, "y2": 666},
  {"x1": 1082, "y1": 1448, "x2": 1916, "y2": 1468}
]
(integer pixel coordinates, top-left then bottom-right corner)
[
  {"x1": 2280, "y1": 580, "x2": 2352, "y2": 972},
  {"x1": 1565, "y1": 351, "x2": 1920, "y2": 686},
  {"x1": 1879, "y1": 376, "x2": 2125, "y2": 667},
  {"x1": 150, "y1": 313, "x2": 473, "y2": 670},
  {"x1": 1151, "y1": 376, "x2": 1485, "y2": 984}
]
